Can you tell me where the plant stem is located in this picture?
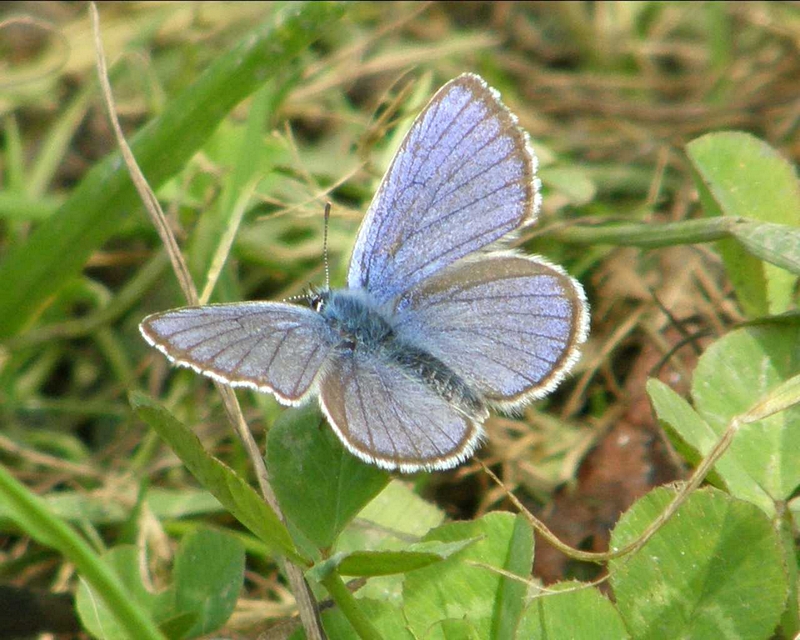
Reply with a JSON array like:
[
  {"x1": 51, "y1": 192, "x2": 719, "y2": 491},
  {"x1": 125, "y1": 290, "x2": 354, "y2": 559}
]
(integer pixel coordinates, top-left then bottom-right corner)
[
  {"x1": 546, "y1": 216, "x2": 739, "y2": 247},
  {"x1": 320, "y1": 572, "x2": 383, "y2": 640}
]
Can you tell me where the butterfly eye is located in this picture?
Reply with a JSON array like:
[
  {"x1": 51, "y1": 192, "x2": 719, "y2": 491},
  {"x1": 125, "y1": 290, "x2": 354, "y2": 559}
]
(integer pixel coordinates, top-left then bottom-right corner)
[{"x1": 310, "y1": 291, "x2": 328, "y2": 313}]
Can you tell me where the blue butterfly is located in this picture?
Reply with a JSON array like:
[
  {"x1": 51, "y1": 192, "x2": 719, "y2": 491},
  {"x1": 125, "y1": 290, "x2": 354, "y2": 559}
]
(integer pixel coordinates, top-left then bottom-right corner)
[{"x1": 140, "y1": 74, "x2": 589, "y2": 472}]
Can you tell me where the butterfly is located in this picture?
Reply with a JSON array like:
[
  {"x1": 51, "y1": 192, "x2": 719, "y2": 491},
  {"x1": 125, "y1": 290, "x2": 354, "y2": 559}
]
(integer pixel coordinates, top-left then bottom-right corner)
[{"x1": 140, "y1": 73, "x2": 589, "y2": 472}]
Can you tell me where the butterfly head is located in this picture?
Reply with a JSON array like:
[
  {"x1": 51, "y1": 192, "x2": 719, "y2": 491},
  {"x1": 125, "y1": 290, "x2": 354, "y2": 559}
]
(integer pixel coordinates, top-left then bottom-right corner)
[{"x1": 308, "y1": 286, "x2": 331, "y2": 313}]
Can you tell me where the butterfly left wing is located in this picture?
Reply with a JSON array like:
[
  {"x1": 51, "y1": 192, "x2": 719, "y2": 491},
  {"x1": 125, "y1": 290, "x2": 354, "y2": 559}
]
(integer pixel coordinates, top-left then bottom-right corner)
[
  {"x1": 392, "y1": 254, "x2": 588, "y2": 409},
  {"x1": 140, "y1": 303, "x2": 335, "y2": 405},
  {"x1": 318, "y1": 351, "x2": 485, "y2": 472},
  {"x1": 348, "y1": 73, "x2": 539, "y2": 304}
]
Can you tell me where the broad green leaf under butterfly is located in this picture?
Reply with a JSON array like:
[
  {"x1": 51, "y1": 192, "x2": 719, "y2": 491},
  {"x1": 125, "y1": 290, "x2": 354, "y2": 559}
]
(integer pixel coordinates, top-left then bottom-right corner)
[
  {"x1": 331, "y1": 479, "x2": 446, "y2": 604},
  {"x1": 687, "y1": 131, "x2": 800, "y2": 316},
  {"x1": 335, "y1": 479, "x2": 446, "y2": 554},
  {"x1": 266, "y1": 402, "x2": 390, "y2": 550},
  {"x1": 777, "y1": 507, "x2": 800, "y2": 638},
  {"x1": 425, "y1": 619, "x2": 482, "y2": 640},
  {"x1": 610, "y1": 487, "x2": 787, "y2": 640}
]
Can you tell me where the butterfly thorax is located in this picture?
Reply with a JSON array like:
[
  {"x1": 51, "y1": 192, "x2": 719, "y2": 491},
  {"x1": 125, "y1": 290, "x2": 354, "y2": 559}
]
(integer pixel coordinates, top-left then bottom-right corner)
[
  {"x1": 313, "y1": 288, "x2": 486, "y2": 419},
  {"x1": 313, "y1": 288, "x2": 394, "y2": 351}
]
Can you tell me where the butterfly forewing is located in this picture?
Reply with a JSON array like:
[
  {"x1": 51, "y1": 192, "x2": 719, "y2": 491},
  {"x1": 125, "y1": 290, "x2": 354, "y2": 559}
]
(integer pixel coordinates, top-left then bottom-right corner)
[
  {"x1": 318, "y1": 352, "x2": 483, "y2": 471},
  {"x1": 348, "y1": 73, "x2": 539, "y2": 303},
  {"x1": 140, "y1": 303, "x2": 335, "y2": 404},
  {"x1": 392, "y1": 254, "x2": 589, "y2": 408}
]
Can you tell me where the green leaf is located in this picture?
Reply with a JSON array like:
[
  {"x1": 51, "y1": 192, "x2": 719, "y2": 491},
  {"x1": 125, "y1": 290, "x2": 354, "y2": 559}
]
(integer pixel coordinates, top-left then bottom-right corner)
[
  {"x1": 492, "y1": 514, "x2": 535, "y2": 640},
  {"x1": 76, "y1": 546, "x2": 166, "y2": 640},
  {"x1": 777, "y1": 508, "x2": 800, "y2": 637},
  {"x1": 28, "y1": 77, "x2": 97, "y2": 198},
  {"x1": 0, "y1": 2, "x2": 345, "y2": 338},
  {"x1": 427, "y1": 619, "x2": 482, "y2": 640},
  {"x1": 741, "y1": 371, "x2": 800, "y2": 423},
  {"x1": 307, "y1": 538, "x2": 478, "y2": 581},
  {"x1": 646, "y1": 379, "x2": 773, "y2": 513},
  {"x1": 728, "y1": 220, "x2": 800, "y2": 277},
  {"x1": 517, "y1": 582, "x2": 630, "y2": 640},
  {"x1": 403, "y1": 512, "x2": 534, "y2": 640},
  {"x1": 130, "y1": 392, "x2": 301, "y2": 563},
  {"x1": 173, "y1": 528, "x2": 245, "y2": 637},
  {"x1": 687, "y1": 131, "x2": 800, "y2": 316},
  {"x1": 3, "y1": 114, "x2": 24, "y2": 193},
  {"x1": 0, "y1": 464, "x2": 165, "y2": 640},
  {"x1": 548, "y1": 216, "x2": 734, "y2": 248},
  {"x1": 310, "y1": 598, "x2": 415, "y2": 640},
  {"x1": 17, "y1": 488, "x2": 225, "y2": 528},
  {"x1": 691, "y1": 324, "x2": 800, "y2": 506},
  {"x1": 266, "y1": 402, "x2": 390, "y2": 550},
  {"x1": 335, "y1": 479, "x2": 445, "y2": 552},
  {"x1": 333, "y1": 479, "x2": 447, "y2": 604},
  {"x1": 539, "y1": 166, "x2": 597, "y2": 206},
  {"x1": 156, "y1": 613, "x2": 197, "y2": 640},
  {"x1": 0, "y1": 190, "x2": 63, "y2": 220},
  {"x1": 77, "y1": 529, "x2": 244, "y2": 640},
  {"x1": 610, "y1": 487, "x2": 787, "y2": 640},
  {"x1": 548, "y1": 215, "x2": 800, "y2": 280}
]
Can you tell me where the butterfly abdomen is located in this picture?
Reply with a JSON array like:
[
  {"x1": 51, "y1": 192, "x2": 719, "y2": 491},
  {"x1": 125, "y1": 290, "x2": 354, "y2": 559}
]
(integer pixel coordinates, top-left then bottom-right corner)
[{"x1": 385, "y1": 342, "x2": 487, "y2": 420}]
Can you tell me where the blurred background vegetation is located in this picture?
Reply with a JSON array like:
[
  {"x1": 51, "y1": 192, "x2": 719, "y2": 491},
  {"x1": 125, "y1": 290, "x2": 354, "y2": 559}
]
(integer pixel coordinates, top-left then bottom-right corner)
[{"x1": 0, "y1": 2, "x2": 798, "y2": 637}]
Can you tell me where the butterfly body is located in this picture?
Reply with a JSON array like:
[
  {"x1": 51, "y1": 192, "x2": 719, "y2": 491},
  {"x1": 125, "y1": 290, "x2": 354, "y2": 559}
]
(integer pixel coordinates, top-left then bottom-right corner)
[
  {"x1": 141, "y1": 73, "x2": 589, "y2": 472},
  {"x1": 314, "y1": 287, "x2": 486, "y2": 420}
]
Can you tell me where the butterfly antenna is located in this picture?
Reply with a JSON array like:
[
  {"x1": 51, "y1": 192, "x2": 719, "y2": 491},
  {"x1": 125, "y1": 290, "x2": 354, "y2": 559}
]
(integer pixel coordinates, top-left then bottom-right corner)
[{"x1": 323, "y1": 201, "x2": 332, "y2": 290}]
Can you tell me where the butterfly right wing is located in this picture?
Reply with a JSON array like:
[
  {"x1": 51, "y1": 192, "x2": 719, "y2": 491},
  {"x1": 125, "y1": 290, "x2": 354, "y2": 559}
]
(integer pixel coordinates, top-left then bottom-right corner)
[
  {"x1": 391, "y1": 253, "x2": 588, "y2": 410},
  {"x1": 140, "y1": 303, "x2": 336, "y2": 405},
  {"x1": 348, "y1": 73, "x2": 539, "y2": 304}
]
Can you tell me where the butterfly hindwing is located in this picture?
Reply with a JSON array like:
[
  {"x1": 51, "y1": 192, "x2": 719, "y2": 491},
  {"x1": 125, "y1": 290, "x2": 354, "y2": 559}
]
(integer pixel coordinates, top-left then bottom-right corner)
[
  {"x1": 318, "y1": 351, "x2": 483, "y2": 471},
  {"x1": 392, "y1": 254, "x2": 588, "y2": 408}
]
